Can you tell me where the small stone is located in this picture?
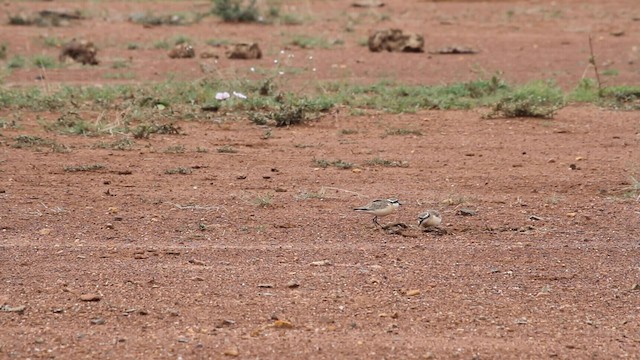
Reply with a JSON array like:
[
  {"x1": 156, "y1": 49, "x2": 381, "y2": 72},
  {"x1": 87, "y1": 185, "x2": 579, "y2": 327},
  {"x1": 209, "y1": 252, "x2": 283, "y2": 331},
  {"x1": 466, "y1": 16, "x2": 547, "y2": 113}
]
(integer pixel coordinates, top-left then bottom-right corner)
[
  {"x1": 406, "y1": 289, "x2": 421, "y2": 296},
  {"x1": 167, "y1": 309, "x2": 180, "y2": 317},
  {"x1": 216, "y1": 319, "x2": 235, "y2": 328},
  {"x1": 105, "y1": 223, "x2": 114, "y2": 229},
  {"x1": 273, "y1": 319, "x2": 294, "y2": 329},
  {"x1": 90, "y1": 318, "x2": 106, "y2": 325},
  {"x1": 0, "y1": 305, "x2": 26, "y2": 314},
  {"x1": 310, "y1": 259, "x2": 332, "y2": 266},
  {"x1": 191, "y1": 276, "x2": 205, "y2": 281},
  {"x1": 223, "y1": 345, "x2": 240, "y2": 357},
  {"x1": 547, "y1": 158, "x2": 556, "y2": 163},
  {"x1": 257, "y1": 283, "x2": 274, "y2": 288},
  {"x1": 631, "y1": 283, "x2": 640, "y2": 291},
  {"x1": 177, "y1": 336, "x2": 190, "y2": 343},
  {"x1": 189, "y1": 259, "x2": 206, "y2": 266},
  {"x1": 79, "y1": 293, "x2": 101, "y2": 302},
  {"x1": 575, "y1": 156, "x2": 585, "y2": 161},
  {"x1": 134, "y1": 254, "x2": 148, "y2": 259},
  {"x1": 528, "y1": 215, "x2": 542, "y2": 221},
  {"x1": 566, "y1": 212, "x2": 577, "y2": 218},
  {"x1": 352, "y1": 168, "x2": 362, "y2": 173},
  {"x1": 286, "y1": 280, "x2": 300, "y2": 288},
  {"x1": 457, "y1": 208, "x2": 477, "y2": 216},
  {"x1": 38, "y1": 228, "x2": 52, "y2": 235},
  {"x1": 514, "y1": 317, "x2": 528, "y2": 325}
]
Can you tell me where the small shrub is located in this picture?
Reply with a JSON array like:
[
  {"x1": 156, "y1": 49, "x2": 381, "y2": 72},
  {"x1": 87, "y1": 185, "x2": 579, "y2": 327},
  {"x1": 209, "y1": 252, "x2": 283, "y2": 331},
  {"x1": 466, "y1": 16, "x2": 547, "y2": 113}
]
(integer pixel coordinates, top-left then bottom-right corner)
[
  {"x1": 0, "y1": 43, "x2": 7, "y2": 60},
  {"x1": 8, "y1": 55, "x2": 26, "y2": 69},
  {"x1": 253, "y1": 193, "x2": 273, "y2": 207},
  {"x1": 164, "y1": 144, "x2": 186, "y2": 153},
  {"x1": 365, "y1": 157, "x2": 409, "y2": 168},
  {"x1": 212, "y1": 0, "x2": 260, "y2": 23},
  {"x1": 313, "y1": 158, "x2": 354, "y2": 169},
  {"x1": 217, "y1": 145, "x2": 238, "y2": 153},
  {"x1": 92, "y1": 138, "x2": 134, "y2": 150},
  {"x1": 132, "y1": 123, "x2": 180, "y2": 139},
  {"x1": 32, "y1": 55, "x2": 57, "y2": 69},
  {"x1": 489, "y1": 80, "x2": 564, "y2": 118}
]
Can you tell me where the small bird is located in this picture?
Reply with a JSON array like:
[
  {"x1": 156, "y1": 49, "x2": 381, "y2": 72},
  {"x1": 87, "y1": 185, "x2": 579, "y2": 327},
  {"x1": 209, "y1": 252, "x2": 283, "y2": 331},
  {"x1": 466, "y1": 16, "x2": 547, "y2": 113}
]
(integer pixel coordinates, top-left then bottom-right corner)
[
  {"x1": 418, "y1": 210, "x2": 442, "y2": 229},
  {"x1": 354, "y1": 198, "x2": 401, "y2": 226}
]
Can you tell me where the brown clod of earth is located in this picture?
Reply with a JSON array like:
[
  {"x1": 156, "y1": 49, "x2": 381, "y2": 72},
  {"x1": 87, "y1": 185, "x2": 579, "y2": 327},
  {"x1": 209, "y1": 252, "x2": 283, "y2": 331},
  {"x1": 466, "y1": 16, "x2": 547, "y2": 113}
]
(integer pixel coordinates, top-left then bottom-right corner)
[
  {"x1": 59, "y1": 39, "x2": 99, "y2": 65},
  {"x1": 368, "y1": 29, "x2": 424, "y2": 52},
  {"x1": 226, "y1": 43, "x2": 262, "y2": 60},
  {"x1": 168, "y1": 43, "x2": 195, "y2": 59}
]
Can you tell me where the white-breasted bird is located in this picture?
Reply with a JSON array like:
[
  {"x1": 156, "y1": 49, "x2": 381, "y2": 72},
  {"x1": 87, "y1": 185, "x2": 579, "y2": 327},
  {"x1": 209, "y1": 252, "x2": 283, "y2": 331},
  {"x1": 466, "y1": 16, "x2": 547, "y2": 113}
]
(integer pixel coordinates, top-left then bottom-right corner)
[
  {"x1": 354, "y1": 198, "x2": 401, "y2": 226},
  {"x1": 418, "y1": 210, "x2": 442, "y2": 229}
]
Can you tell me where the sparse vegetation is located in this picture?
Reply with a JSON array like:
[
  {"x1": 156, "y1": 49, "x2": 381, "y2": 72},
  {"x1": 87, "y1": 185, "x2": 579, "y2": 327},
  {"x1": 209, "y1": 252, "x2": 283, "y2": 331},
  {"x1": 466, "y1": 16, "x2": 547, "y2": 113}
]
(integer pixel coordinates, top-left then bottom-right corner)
[
  {"x1": 488, "y1": 80, "x2": 564, "y2": 118},
  {"x1": 384, "y1": 128, "x2": 422, "y2": 137},
  {"x1": 217, "y1": 145, "x2": 238, "y2": 153},
  {"x1": 92, "y1": 138, "x2": 134, "y2": 150},
  {"x1": 0, "y1": 42, "x2": 7, "y2": 60},
  {"x1": 164, "y1": 144, "x2": 186, "y2": 153},
  {"x1": 365, "y1": 157, "x2": 409, "y2": 168},
  {"x1": 339, "y1": 129, "x2": 358, "y2": 135},
  {"x1": 289, "y1": 35, "x2": 337, "y2": 49},
  {"x1": 64, "y1": 164, "x2": 105, "y2": 172},
  {"x1": 42, "y1": 36, "x2": 64, "y2": 48},
  {"x1": 253, "y1": 193, "x2": 273, "y2": 207},
  {"x1": 165, "y1": 167, "x2": 192, "y2": 174},
  {"x1": 313, "y1": 158, "x2": 354, "y2": 169},
  {"x1": 132, "y1": 123, "x2": 181, "y2": 139},
  {"x1": 212, "y1": 0, "x2": 260, "y2": 23},
  {"x1": 8, "y1": 55, "x2": 26, "y2": 69},
  {"x1": 32, "y1": 55, "x2": 57, "y2": 69}
]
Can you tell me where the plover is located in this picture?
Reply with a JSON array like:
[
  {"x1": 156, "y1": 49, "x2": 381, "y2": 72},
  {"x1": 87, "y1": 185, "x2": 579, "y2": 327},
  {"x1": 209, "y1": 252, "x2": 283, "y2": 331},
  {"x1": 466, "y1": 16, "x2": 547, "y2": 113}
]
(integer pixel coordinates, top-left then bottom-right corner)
[
  {"x1": 354, "y1": 198, "x2": 401, "y2": 226},
  {"x1": 418, "y1": 210, "x2": 442, "y2": 229}
]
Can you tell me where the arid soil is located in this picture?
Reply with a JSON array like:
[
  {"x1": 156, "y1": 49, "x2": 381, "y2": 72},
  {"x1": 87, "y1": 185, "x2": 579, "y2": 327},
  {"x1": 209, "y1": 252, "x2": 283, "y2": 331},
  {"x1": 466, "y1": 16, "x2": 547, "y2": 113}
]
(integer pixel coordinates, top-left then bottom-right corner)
[{"x1": 1, "y1": 0, "x2": 640, "y2": 359}]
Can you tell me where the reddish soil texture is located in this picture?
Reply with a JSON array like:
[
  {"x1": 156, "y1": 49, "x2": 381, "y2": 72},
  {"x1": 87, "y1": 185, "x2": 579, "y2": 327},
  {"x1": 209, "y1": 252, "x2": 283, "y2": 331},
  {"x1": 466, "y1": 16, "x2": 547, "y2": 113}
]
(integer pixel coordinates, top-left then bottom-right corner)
[{"x1": 1, "y1": 0, "x2": 640, "y2": 359}]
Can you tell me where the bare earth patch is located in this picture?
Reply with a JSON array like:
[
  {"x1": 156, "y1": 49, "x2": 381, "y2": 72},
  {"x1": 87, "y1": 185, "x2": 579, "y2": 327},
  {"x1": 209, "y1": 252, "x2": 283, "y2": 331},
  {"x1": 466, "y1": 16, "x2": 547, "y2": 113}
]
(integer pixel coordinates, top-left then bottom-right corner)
[{"x1": 1, "y1": 0, "x2": 639, "y2": 359}]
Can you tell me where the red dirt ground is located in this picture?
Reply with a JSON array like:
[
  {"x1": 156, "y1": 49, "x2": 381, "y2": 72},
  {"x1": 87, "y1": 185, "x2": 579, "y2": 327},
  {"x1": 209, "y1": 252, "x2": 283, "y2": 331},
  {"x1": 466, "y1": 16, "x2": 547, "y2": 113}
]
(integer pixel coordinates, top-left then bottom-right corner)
[{"x1": 1, "y1": 0, "x2": 639, "y2": 359}]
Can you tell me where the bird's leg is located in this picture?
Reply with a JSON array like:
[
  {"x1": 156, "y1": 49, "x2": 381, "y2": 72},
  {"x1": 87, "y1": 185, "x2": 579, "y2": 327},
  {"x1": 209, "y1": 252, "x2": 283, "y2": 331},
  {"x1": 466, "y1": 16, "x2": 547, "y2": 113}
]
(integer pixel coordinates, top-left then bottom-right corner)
[{"x1": 373, "y1": 216, "x2": 381, "y2": 227}]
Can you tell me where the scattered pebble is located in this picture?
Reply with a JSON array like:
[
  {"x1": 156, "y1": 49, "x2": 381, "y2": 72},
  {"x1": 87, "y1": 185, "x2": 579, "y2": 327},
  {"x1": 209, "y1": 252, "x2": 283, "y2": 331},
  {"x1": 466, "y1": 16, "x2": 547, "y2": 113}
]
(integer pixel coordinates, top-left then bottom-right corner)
[
  {"x1": 223, "y1": 345, "x2": 240, "y2": 357},
  {"x1": 529, "y1": 215, "x2": 543, "y2": 221},
  {"x1": 405, "y1": 289, "x2": 421, "y2": 297},
  {"x1": 257, "y1": 283, "x2": 274, "y2": 288},
  {"x1": 79, "y1": 293, "x2": 101, "y2": 302},
  {"x1": 310, "y1": 259, "x2": 332, "y2": 266},
  {"x1": 631, "y1": 283, "x2": 640, "y2": 291},
  {"x1": 90, "y1": 318, "x2": 106, "y2": 325},
  {"x1": 0, "y1": 305, "x2": 26, "y2": 314},
  {"x1": 273, "y1": 319, "x2": 294, "y2": 329},
  {"x1": 287, "y1": 280, "x2": 300, "y2": 288},
  {"x1": 189, "y1": 259, "x2": 207, "y2": 266},
  {"x1": 457, "y1": 208, "x2": 477, "y2": 216}
]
